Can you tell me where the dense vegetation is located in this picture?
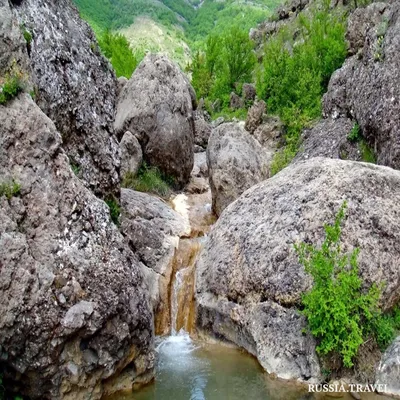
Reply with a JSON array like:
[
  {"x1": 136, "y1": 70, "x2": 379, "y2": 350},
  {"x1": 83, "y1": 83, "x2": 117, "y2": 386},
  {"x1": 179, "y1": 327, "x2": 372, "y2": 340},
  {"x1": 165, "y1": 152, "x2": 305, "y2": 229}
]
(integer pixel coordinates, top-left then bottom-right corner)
[
  {"x1": 296, "y1": 203, "x2": 400, "y2": 369},
  {"x1": 257, "y1": 1, "x2": 347, "y2": 174},
  {"x1": 97, "y1": 31, "x2": 144, "y2": 78},
  {"x1": 189, "y1": 27, "x2": 256, "y2": 106}
]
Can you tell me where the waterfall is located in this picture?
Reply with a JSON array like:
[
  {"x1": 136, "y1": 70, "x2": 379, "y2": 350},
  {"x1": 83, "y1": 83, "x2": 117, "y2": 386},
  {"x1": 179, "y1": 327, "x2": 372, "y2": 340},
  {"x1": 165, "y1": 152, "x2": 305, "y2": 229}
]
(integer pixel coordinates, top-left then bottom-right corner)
[
  {"x1": 171, "y1": 268, "x2": 185, "y2": 335},
  {"x1": 169, "y1": 239, "x2": 202, "y2": 336}
]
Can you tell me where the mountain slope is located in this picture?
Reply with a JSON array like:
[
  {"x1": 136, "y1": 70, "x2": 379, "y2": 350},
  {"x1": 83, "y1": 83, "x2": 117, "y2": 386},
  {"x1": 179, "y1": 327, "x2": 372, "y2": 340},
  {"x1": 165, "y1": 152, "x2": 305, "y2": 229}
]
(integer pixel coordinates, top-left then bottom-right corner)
[{"x1": 73, "y1": 0, "x2": 281, "y2": 45}]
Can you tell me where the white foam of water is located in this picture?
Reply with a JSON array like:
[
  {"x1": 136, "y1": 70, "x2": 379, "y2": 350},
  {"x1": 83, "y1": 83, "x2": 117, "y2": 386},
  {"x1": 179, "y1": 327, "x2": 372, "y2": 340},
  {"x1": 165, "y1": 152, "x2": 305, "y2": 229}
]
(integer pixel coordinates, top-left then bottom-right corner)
[{"x1": 172, "y1": 193, "x2": 191, "y2": 234}]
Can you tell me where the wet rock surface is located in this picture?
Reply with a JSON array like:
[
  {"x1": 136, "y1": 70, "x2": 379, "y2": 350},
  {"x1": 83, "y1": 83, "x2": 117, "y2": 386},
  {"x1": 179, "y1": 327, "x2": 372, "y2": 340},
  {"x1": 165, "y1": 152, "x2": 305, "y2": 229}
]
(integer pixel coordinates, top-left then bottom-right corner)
[
  {"x1": 115, "y1": 54, "x2": 196, "y2": 188},
  {"x1": 0, "y1": 95, "x2": 153, "y2": 400},
  {"x1": 197, "y1": 157, "x2": 400, "y2": 381},
  {"x1": 120, "y1": 188, "x2": 190, "y2": 335},
  {"x1": 376, "y1": 336, "x2": 400, "y2": 397},
  {"x1": 11, "y1": 0, "x2": 120, "y2": 196}
]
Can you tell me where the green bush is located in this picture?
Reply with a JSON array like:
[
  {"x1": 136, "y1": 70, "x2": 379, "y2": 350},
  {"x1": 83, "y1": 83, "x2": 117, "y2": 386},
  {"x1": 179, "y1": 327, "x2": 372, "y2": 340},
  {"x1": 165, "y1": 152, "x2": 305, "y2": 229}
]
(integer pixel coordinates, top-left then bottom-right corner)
[
  {"x1": 371, "y1": 308, "x2": 400, "y2": 349},
  {"x1": 257, "y1": 1, "x2": 347, "y2": 174},
  {"x1": 98, "y1": 31, "x2": 144, "y2": 78},
  {"x1": 295, "y1": 202, "x2": 381, "y2": 368},
  {"x1": 189, "y1": 25, "x2": 256, "y2": 109},
  {"x1": 122, "y1": 163, "x2": 172, "y2": 198},
  {"x1": 0, "y1": 180, "x2": 21, "y2": 200},
  {"x1": 0, "y1": 74, "x2": 23, "y2": 105}
]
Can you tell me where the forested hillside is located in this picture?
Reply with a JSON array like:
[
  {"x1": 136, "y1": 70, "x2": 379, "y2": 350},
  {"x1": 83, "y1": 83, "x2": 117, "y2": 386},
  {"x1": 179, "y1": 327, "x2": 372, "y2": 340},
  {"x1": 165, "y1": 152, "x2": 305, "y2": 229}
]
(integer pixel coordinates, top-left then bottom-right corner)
[{"x1": 73, "y1": 0, "x2": 281, "y2": 60}]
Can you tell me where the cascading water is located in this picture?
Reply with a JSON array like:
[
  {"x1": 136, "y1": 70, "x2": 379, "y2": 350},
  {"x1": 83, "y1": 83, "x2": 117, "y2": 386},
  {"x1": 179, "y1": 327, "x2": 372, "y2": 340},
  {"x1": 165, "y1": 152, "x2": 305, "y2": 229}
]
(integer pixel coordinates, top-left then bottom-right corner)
[
  {"x1": 107, "y1": 169, "x2": 393, "y2": 400},
  {"x1": 171, "y1": 267, "x2": 185, "y2": 335}
]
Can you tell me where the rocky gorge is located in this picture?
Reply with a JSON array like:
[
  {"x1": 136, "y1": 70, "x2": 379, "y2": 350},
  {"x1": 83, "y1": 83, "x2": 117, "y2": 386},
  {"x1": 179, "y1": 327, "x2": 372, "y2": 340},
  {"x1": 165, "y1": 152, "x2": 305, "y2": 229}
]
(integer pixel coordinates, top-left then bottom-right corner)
[{"x1": 1, "y1": 0, "x2": 400, "y2": 399}]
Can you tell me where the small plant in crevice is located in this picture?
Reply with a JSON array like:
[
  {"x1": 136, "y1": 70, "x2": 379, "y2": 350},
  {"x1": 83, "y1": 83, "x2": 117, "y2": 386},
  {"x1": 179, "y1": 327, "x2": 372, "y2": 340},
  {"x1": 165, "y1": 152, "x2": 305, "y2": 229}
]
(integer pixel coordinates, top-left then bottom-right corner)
[
  {"x1": 347, "y1": 123, "x2": 361, "y2": 143},
  {"x1": 0, "y1": 180, "x2": 21, "y2": 200},
  {"x1": 105, "y1": 196, "x2": 120, "y2": 226},
  {"x1": 347, "y1": 123, "x2": 376, "y2": 163},
  {"x1": 295, "y1": 202, "x2": 382, "y2": 368},
  {"x1": 359, "y1": 141, "x2": 376, "y2": 164},
  {"x1": 374, "y1": 19, "x2": 388, "y2": 62},
  {"x1": 21, "y1": 24, "x2": 32, "y2": 48},
  {"x1": 70, "y1": 161, "x2": 81, "y2": 176},
  {"x1": 122, "y1": 163, "x2": 172, "y2": 199}
]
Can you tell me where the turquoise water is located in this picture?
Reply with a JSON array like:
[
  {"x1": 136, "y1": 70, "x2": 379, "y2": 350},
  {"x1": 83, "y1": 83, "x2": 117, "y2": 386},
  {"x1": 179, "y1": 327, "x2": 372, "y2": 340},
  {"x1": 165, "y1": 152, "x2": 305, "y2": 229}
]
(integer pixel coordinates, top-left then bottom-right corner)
[{"x1": 109, "y1": 331, "x2": 392, "y2": 400}]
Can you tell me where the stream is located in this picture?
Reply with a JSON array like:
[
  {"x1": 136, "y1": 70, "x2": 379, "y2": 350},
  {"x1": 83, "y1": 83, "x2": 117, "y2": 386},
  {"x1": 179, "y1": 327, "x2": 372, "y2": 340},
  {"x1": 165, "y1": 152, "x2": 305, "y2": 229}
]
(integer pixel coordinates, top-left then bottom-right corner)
[{"x1": 108, "y1": 159, "x2": 392, "y2": 400}]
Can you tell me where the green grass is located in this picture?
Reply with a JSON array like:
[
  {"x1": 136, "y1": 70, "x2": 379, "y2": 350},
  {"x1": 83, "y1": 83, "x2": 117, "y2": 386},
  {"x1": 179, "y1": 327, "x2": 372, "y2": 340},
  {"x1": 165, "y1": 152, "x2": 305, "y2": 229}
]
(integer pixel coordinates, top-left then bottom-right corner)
[
  {"x1": 122, "y1": 163, "x2": 172, "y2": 198},
  {"x1": 359, "y1": 140, "x2": 376, "y2": 163},
  {"x1": 0, "y1": 180, "x2": 21, "y2": 200},
  {"x1": 105, "y1": 196, "x2": 121, "y2": 226}
]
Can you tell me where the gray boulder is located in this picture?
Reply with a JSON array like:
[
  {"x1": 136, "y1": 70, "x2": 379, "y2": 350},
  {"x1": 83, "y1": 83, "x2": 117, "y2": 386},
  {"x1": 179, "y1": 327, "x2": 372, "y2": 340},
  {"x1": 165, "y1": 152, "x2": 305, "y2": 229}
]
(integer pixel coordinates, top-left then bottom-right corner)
[
  {"x1": 323, "y1": 2, "x2": 400, "y2": 170},
  {"x1": 0, "y1": 95, "x2": 153, "y2": 400},
  {"x1": 242, "y1": 83, "x2": 256, "y2": 102},
  {"x1": 194, "y1": 110, "x2": 212, "y2": 149},
  {"x1": 376, "y1": 336, "x2": 400, "y2": 397},
  {"x1": 294, "y1": 118, "x2": 362, "y2": 163},
  {"x1": 120, "y1": 131, "x2": 143, "y2": 178},
  {"x1": 120, "y1": 188, "x2": 190, "y2": 335},
  {"x1": 207, "y1": 122, "x2": 268, "y2": 216},
  {"x1": 196, "y1": 157, "x2": 400, "y2": 381},
  {"x1": 115, "y1": 54, "x2": 196, "y2": 188},
  {"x1": 229, "y1": 92, "x2": 244, "y2": 110},
  {"x1": 11, "y1": 0, "x2": 120, "y2": 196},
  {"x1": 253, "y1": 115, "x2": 283, "y2": 148},
  {"x1": 245, "y1": 100, "x2": 266, "y2": 134}
]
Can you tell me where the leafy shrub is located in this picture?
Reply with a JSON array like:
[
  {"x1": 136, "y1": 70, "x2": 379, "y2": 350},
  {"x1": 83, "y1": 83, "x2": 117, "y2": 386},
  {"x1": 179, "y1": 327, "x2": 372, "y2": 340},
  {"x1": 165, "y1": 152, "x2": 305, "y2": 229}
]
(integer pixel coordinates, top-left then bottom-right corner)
[
  {"x1": 295, "y1": 202, "x2": 381, "y2": 368},
  {"x1": 370, "y1": 307, "x2": 400, "y2": 349},
  {"x1": 105, "y1": 196, "x2": 121, "y2": 226},
  {"x1": 0, "y1": 180, "x2": 21, "y2": 200},
  {"x1": 98, "y1": 31, "x2": 144, "y2": 78},
  {"x1": 189, "y1": 25, "x2": 256, "y2": 109},
  {"x1": 0, "y1": 74, "x2": 23, "y2": 105},
  {"x1": 122, "y1": 163, "x2": 172, "y2": 198},
  {"x1": 257, "y1": 1, "x2": 347, "y2": 174}
]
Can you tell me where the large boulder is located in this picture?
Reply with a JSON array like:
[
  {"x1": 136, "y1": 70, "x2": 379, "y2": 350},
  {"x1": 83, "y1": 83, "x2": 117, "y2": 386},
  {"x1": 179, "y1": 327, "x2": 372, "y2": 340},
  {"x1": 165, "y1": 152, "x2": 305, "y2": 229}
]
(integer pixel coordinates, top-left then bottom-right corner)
[
  {"x1": 294, "y1": 118, "x2": 361, "y2": 162},
  {"x1": 120, "y1": 189, "x2": 190, "y2": 335},
  {"x1": 323, "y1": 2, "x2": 400, "y2": 170},
  {"x1": 115, "y1": 54, "x2": 196, "y2": 188},
  {"x1": 0, "y1": 0, "x2": 30, "y2": 74},
  {"x1": 376, "y1": 336, "x2": 400, "y2": 397},
  {"x1": 10, "y1": 0, "x2": 120, "y2": 196},
  {"x1": 193, "y1": 110, "x2": 212, "y2": 149},
  {"x1": 207, "y1": 122, "x2": 268, "y2": 216},
  {"x1": 196, "y1": 157, "x2": 400, "y2": 381},
  {"x1": 120, "y1": 131, "x2": 143, "y2": 178},
  {"x1": 0, "y1": 95, "x2": 154, "y2": 399}
]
